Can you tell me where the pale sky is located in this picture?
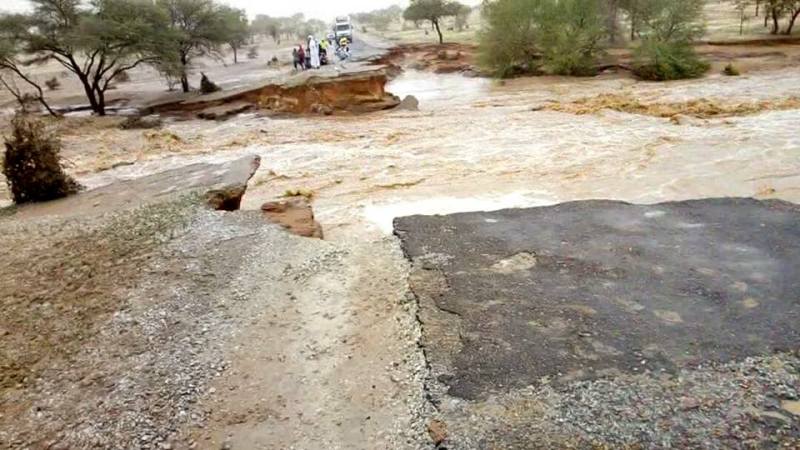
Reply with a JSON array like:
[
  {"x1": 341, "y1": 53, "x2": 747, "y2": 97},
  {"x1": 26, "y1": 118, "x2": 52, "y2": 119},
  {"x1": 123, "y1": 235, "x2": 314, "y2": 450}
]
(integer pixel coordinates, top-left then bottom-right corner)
[{"x1": 0, "y1": 0, "x2": 430, "y2": 20}]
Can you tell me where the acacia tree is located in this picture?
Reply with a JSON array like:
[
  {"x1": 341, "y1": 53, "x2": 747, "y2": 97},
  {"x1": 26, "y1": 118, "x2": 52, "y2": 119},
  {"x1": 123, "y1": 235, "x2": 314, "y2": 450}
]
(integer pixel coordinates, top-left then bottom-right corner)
[
  {"x1": 0, "y1": 14, "x2": 59, "y2": 116},
  {"x1": 403, "y1": 0, "x2": 468, "y2": 44},
  {"x1": 158, "y1": 0, "x2": 229, "y2": 93},
  {"x1": 631, "y1": 0, "x2": 708, "y2": 80},
  {"x1": 17, "y1": 0, "x2": 172, "y2": 116},
  {"x1": 252, "y1": 15, "x2": 282, "y2": 42},
  {"x1": 454, "y1": 4, "x2": 473, "y2": 31},
  {"x1": 765, "y1": 0, "x2": 800, "y2": 33},
  {"x1": 218, "y1": 6, "x2": 249, "y2": 63}
]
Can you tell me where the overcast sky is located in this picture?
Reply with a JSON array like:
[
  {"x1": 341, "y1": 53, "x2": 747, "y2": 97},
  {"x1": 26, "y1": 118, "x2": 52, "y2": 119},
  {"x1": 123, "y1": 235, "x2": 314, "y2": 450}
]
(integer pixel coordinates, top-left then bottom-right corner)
[{"x1": 0, "y1": 0, "x2": 474, "y2": 20}]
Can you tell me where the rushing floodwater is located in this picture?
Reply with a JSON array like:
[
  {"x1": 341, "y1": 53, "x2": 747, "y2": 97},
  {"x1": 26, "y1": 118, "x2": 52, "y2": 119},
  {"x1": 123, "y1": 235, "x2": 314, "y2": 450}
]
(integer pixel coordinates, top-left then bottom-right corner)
[
  {"x1": 386, "y1": 70, "x2": 490, "y2": 107},
  {"x1": 54, "y1": 68, "x2": 800, "y2": 239}
]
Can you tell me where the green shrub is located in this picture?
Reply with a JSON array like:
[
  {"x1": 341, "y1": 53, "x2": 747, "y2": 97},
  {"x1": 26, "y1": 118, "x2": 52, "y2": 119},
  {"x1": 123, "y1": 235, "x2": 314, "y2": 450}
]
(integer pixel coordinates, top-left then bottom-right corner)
[
  {"x1": 478, "y1": 0, "x2": 605, "y2": 78},
  {"x1": 115, "y1": 71, "x2": 131, "y2": 83},
  {"x1": 538, "y1": 0, "x2": 606, "y2": 76},
  {"x1": 2, "y1": 114, "x2": 81, "y2": 203},
  {"x1": 478, "y1": 0, "x2": 544, "y2": 78},
  {"x1": 632, "y1": 38, "x2": 709, "y2": 81},
  {"x1": 723, "y1": 63, "x2": 740, "y2": 76}
]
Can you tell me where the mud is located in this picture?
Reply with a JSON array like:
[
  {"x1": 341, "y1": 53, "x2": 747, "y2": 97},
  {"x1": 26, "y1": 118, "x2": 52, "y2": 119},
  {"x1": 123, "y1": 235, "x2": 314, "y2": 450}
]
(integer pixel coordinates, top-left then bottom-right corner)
[{"x1": 374, "y1": 43, "x2": 478, "y2": 76}]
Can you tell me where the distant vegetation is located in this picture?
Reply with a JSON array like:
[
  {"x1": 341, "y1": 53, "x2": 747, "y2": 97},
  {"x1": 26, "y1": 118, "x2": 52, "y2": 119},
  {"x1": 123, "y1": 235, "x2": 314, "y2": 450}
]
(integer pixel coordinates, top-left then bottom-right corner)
[
  {"x1": 250, "y1": 14, "x2": 329, "y2": 44},
  {"x1": 403, "y1": 0, "x2": 471, "y2": 44},
  {"x1": 352, "y1": 6, "x2": 405, "y2": 32}
]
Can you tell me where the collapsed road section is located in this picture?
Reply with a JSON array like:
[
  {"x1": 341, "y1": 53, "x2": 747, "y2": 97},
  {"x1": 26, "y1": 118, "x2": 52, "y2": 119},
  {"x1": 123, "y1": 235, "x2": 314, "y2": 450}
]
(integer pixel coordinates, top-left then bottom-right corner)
[
  {"x1": 145, "y1": 67, "x2": 401, "y2": 120},
  {"x1": 395, "y1": 198, "x2": 800, "y2": 449}
]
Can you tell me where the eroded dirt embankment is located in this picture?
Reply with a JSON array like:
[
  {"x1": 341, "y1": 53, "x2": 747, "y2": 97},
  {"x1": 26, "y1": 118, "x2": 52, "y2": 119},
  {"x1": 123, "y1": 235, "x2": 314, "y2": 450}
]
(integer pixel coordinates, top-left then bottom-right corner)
[
  {"x1": 148, "y1": 68, "x2": 400, "y2": 119},
  {"x1": 374, "y1": 42, "x2": 479, "y2": 76}
]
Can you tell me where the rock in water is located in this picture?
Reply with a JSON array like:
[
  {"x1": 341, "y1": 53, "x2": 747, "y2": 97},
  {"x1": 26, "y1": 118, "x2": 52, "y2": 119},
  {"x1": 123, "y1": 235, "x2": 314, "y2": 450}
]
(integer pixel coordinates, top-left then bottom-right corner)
[
  {"x1": 261, "y1": 197, "x2": 324, "y2": 239},
  {"x1": 203, "y1": 156, "x2": 261, "y2": 211},
  {"x1": 397, "y1": 95, "x2": 419, "y2": 111}
]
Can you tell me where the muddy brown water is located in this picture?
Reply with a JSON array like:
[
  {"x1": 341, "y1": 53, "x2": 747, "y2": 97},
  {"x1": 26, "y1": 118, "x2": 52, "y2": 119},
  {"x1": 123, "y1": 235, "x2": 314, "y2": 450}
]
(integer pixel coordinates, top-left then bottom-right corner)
[{"x1": 61, "y1": 67, "x2": 800, "y2": 242}]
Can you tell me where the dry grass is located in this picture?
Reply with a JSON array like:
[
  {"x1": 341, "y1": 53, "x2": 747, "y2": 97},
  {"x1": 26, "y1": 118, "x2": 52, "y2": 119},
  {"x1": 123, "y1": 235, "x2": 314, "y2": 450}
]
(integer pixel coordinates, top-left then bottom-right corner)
[
  {"x1": 544, "y1": 93, "x2": 800, "y2": 119},
  {"x1": 0, "y1": 198, "x2": 195, "y2": 394}
]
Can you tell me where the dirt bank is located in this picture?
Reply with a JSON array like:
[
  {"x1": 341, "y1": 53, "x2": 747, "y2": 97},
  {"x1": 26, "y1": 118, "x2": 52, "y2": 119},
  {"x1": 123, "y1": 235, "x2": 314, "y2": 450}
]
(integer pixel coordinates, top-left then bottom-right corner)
[
  {"x1": 148, "y1": 68, "x2": 400, "y2": 119},
  {"x1": 374, "y1": 43, "x2": 479, "y2": 76}
]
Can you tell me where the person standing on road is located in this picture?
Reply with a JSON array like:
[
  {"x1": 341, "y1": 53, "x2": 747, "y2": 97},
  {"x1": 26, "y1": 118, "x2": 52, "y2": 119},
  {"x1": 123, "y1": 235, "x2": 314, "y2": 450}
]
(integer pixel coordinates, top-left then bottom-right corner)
[
  {"x1": 297, "y1": 45, "x2": 306, "y2": 70},
  {"x1": 309, "y1": 35, "x2": 320, "y2": 69},
  {"x1": 319, "y1": 38, "x2": 329, "y2": 66}
]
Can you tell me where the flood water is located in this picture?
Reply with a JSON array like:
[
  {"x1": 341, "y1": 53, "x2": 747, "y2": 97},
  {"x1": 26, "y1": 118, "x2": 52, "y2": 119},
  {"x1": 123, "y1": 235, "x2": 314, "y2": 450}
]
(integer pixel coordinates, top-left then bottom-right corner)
[
  {"x1": 386, "y1": 70, "x2": 490, "y2": 107},
  {"x1": 62, "y1": 67, "x2": 800, "y2": 239}
]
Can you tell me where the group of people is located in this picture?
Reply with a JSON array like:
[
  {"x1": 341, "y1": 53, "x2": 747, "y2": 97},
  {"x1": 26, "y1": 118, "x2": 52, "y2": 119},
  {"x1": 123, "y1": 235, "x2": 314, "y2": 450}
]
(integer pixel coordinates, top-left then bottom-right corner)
[{"x1": 292, "y1": 35, "x2": 351, "y2": 70}]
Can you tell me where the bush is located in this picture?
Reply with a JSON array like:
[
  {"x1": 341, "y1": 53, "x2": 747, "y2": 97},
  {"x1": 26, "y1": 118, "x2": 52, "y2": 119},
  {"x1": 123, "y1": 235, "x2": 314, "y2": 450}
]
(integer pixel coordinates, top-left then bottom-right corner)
[
  {"x1": 115, "y1": 71, "x2": 131, "y2": 83},
  {"x1": 45, "y1": 77, "x2": 61, "y2": 91},
  {"x1": 632, "y1": 39, "x2": 709, "y2": 81},
  {"x1": 478, "y1": 0, "x2": 544, "y2": 78},
  {"x1": 478, "y1": 0, "x2": 605, "y2": 77},
  {"x1": 538, "y1": 0, "x2": 606, "y2": 76},
  {"x1": 2, "y1": 114, "x2": 81, "y2": 203},
  {"x1": 723, "y1": 62, "x2": 740, "y2": 76}
]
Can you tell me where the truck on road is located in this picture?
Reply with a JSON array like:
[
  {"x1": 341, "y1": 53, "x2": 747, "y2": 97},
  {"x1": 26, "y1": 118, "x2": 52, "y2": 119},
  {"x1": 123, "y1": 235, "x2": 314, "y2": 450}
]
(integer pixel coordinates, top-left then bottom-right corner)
[{"x1": 334, "y1": 15, "x2": 354, "y2": 43}]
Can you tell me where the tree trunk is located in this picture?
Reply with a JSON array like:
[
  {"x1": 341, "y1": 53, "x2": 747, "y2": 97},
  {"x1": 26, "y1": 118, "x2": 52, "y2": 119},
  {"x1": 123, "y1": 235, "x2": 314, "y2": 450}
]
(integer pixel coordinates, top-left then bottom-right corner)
[
  {"x1": 96, "y1": 87, "x2": 106, "y2": 116},
  {"x1": 180, "y1": 53, "x2": 190, "y2": 93},
  {"x1": 785, "y1": 9, "x2": 800, "y2": 34},
  {"x1": 77, "y1": 74, "x2": 101, "y2": 115},
  {"x1": 232, "y1": 46, "x2": 238, "y2": 64},
  {"x1": 771, "y1": 8, "x2": 780, "y2": 34},
  {"x1": 606, "y1": 0, "x2": 619, "y2": 44},
  {"x1": 755, "y1": 0, "x2": 760, "y2": 16},
  {"x1": 433, "y1": 19, "x2": 443, "y2": 44}
]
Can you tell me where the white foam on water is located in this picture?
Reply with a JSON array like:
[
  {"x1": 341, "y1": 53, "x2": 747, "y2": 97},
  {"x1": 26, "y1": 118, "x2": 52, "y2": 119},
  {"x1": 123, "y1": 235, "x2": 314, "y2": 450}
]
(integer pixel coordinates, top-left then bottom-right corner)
[{"x1": 364, "y1": 191, "x2": 555, "y2": 234}]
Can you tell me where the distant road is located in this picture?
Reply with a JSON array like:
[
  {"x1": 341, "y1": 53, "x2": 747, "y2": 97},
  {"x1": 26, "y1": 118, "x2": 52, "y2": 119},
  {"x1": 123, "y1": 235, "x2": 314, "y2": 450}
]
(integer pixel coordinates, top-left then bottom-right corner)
[{"x1": 349, "y1": 32, "x2": 393, "y2": 62}]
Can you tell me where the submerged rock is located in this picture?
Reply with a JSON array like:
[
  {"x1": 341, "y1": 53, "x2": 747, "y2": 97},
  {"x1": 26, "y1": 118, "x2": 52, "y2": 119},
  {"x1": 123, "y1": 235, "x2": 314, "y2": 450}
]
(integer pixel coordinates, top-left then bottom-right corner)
[{"x1": 397, "y1": 95, "x2": 420, "y2": 111}]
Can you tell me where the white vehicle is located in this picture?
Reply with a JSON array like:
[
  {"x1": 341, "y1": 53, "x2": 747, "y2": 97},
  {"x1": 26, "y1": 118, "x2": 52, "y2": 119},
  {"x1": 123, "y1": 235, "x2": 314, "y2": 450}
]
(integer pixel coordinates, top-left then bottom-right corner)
[{"x1": 334, "y1": 16, "x2": 354, "y2": 42}]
